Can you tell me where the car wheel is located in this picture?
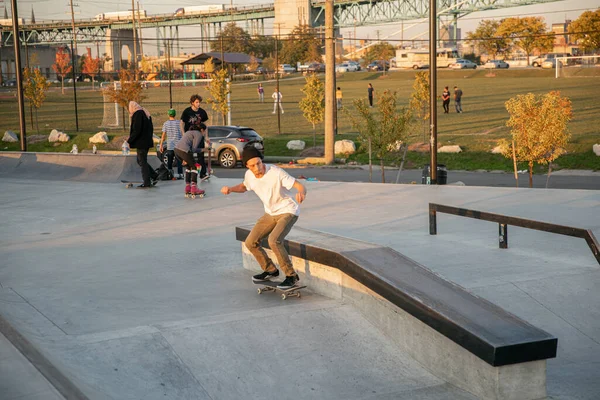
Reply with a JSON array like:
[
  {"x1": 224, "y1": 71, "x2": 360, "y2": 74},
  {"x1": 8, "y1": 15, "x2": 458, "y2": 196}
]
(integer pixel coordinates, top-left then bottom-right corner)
[
  {"x1": 473, "y1": 66, "x2": 477, "y2": 69},
  {"x1": 532, "y1": 62, "x2": 539, "y2": 67},
  {"x1": 219, "y1": 149, "x2": 237, "y2": 168},
  {"x1": 413, "y1": 65, "x2": 419, "y2": 70}
]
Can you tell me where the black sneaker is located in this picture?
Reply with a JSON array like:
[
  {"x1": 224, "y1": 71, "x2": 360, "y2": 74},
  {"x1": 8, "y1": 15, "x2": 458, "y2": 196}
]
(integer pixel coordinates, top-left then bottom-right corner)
[
  {"x1": 137, "y1": 183, "x2": 153, "y2": 189},
  {"x1": 277, "y1": 275, "x2": 299, "y2": 290},
  {"x1": 252, "y1": 270, "x2": 280, "y2": 282}
]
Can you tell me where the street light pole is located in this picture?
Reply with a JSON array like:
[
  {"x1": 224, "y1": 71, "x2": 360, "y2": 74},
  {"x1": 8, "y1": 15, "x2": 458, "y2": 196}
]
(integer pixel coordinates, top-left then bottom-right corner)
[
  {"x1": 10, "y1": 0, "x2": 26, "y2": 150},
  {"x1": 324, "y1": 0, "x2": 335, "y2": 164},
  {"x1": 429, "y1": 0, "x2": 438, "y2": 184}
]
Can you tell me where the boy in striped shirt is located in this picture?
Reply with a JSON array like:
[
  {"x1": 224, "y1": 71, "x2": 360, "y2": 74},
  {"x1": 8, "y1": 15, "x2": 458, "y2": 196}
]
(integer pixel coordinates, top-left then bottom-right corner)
[{"x1": 159, "y1": 109, "x2": 183, "y2": 179}]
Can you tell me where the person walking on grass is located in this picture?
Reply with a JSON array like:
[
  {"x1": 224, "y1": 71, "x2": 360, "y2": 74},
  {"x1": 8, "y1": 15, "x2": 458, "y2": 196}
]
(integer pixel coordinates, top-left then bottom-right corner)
[
  {"x1": 127, "y1": 101, "x2": 158, "y2": 188},
  {"x1": 159, "y1": 109, "x2": 183, "y2": 179},
  {"x1": 220, "y1": 147, "x2": 307, "y2": 290},
  {"x1": 272, "y1": 88, "x2": 284, "y2": 114},
  {"x1": 367, "y1": 83, "x2": 375, "y2": 107},
  {"x1": 336, "y1": 87, "x2": 343, "y2": 110},
  {"x1": 442, "y1": 86, "x2": 450, "y2": 114},
  {"x1": 454, "y1": 85, "x2": 463, "y2": 113}
]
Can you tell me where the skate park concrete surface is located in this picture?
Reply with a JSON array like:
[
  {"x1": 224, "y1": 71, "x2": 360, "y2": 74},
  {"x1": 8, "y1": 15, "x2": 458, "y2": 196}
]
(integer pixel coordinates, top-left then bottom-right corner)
[{"x1": 0, "y1": 152, "x2": 599, "y2": 400}]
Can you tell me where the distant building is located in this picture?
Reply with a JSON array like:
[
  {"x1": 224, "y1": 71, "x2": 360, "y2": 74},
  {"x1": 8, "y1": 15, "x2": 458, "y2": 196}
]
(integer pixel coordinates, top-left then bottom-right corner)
[
  {"x1": 440, "y1": 24, "x2": 461, "y2": 49},
  {"x1": 552, "y1": 20, "x2": 580, "y2": 55}
]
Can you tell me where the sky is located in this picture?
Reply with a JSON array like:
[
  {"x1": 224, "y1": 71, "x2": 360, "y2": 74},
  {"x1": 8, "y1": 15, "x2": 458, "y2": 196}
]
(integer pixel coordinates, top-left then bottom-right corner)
[{"x1": 2, "y1": 0, "x2": 599, "y2": 55}]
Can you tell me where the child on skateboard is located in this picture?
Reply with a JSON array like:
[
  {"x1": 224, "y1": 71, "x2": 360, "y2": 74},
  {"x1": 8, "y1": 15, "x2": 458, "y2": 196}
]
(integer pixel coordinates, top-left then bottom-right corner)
[
  {"x1": 174, "y1": 121, "x2": 210, "y2": 197},
  {"x1": 220, "y1": 147, "x2": 307, "y2": 290}
]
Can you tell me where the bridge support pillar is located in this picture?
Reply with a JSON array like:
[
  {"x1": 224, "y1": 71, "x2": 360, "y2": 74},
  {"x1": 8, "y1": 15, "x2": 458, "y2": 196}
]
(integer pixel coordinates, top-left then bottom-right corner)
[
  {"x1": 274, "y1": 0, "x2": 311, "y2": 37},
  {"x1": 104, "y1": 29, "x2": 139, "y2": 71}
]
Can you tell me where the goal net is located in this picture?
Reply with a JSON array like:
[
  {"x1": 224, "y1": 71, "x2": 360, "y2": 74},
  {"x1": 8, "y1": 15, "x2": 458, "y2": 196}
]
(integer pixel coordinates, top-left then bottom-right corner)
[
  {"x1": 556, "y1": 55, "x2": 600, "y2": 78},
  {"x1": 99, "y1": 78, "x2": 232, "y2": 129}
]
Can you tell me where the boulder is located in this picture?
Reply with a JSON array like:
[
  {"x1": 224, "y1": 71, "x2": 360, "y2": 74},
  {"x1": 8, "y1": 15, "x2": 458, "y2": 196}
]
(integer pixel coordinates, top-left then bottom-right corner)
[
  {"x1": 334, "y1": 139, "x2": 356, "y2": 155},
  {"x1": 286, "y1": 140, "x2": 306, "y2": 150},
  {"x1": 438, "y1": 145, "x2": 462, "y2": 153},
  {"x1": 387, "y1": 140, "x2": 403, "y2": 152},
  {"x1": 491, "y1": 145, "x2": 504, "y2": 154},
  {"x1": 594, "y1": 144, "x2": 600, "y2": 156},
  {"x1": 89, "y1": 131, "x2": 109, "y2": 144},
  {"x1": 2, "y1": 130, "x2": 18, "y2": 142},
  {"x1": 48, "y1": 129, "x2": 70, "y2": 143}
]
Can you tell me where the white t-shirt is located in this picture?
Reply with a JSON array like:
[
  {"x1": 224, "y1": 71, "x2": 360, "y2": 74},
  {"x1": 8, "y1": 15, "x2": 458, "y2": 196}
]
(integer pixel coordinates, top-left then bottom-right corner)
[{"x1": 243, "y1": 164, "x2": 299, "y2": 216}]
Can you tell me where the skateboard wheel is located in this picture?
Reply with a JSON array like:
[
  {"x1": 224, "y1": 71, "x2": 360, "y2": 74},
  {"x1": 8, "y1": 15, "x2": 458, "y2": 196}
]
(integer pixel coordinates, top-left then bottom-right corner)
[
  {"x1": 297, "y1": 292, "x2": 301, "y2": 298},
  {"x1": 281, "y1": 294, "x2": 287, "y2": 300},
  {"x1": 257, "y1": 288, "x2": 262, "y2": 294}
]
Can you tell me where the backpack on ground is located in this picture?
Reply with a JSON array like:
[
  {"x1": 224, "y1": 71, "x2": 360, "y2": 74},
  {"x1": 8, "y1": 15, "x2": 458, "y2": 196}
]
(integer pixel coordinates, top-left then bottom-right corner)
[{"x1": 155, "y1": 163, "x2": 173, "y2": 181}]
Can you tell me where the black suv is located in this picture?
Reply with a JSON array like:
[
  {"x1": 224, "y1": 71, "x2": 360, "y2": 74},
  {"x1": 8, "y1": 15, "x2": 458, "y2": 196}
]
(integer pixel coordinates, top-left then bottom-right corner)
[{"x1": 207, "y1": 126, "x2": 264, "y2": 168}]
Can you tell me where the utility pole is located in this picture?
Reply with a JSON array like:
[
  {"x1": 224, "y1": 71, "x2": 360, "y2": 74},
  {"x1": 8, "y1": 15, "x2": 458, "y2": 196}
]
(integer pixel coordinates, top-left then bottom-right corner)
[
  {"x1": 274, "y1": 23, "x2": 283, "y2": 135},
  {"x1": 131, "y1": 0, "x2": 137, "y2": 71},
  {"x1": 69, "y1": 0, "x2": 79, "y2": 131},
  {"x1": 429, "y1": 0, "x2": 438, "y2": 184},
  {"x1": 324, "y1": 0, "x2": 334, "y2": 164},
  {"x1": 11, "y1": 0, "x2": 26, "y2": 150},
  {"x1": 137, "y1": 1, "x2": 143, "y2": 57}
]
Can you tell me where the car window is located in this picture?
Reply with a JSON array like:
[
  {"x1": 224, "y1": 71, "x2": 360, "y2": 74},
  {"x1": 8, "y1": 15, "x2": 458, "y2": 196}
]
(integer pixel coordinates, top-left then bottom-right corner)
[
  {"x1": 208, "y1": 128, "x2": 228, "y2": 139},
  {"x1": 240, "y1": 129, "x2": 260, "y2": 138}
]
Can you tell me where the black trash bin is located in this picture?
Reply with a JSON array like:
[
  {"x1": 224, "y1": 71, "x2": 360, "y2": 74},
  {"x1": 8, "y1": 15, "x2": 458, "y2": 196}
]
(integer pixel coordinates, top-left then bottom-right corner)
[{"x1": 421, "y1": 164, "x2": 447, "y2": 185}]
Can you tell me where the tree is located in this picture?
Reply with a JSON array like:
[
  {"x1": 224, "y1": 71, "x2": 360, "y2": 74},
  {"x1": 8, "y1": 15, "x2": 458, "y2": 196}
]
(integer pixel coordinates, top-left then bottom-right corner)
[
  {"x1": 249, "y1": 35, "x2": 276, "y2": 59},
  {"x1": 247, "y1": 54, "x2": 259, "y2": 73},
  {"x1": 204, "y1": 57, "x2": 216, "y2": 74},
  {"x1": 52, "y1": 47, "x2": 72, "y2": 95},
  {"x1": 102, "y1": 69, "x2": 147, "y2": 130},
  {"x1": 497, "y1": 17, "x2": 554, "y2": 64},
  {"x1": 262, "y1": 56, "x2": 276, "y2": 73},
  {"x1": 569, "y1": 9, "x2": 600, "y2": 53},
  {"x1": 498, "y1": 91, "x2": 572, "y2": 188},
  {"x1": 346, "y1": 91, "x2": 412, "y2": 183},
  {"x1": 298, "y1": 74, "x2": 325, "y2": 147},
  {"x1": 466, "y1": 20, "x2": 509, "y2": 59},
  {"x1": 280, "y1": 25, "x2": 322, "y2": 66},
  {"x1": 364, "y1": 42, "x2": 396, "y2": 73},
  {"x1": 207, "y1": 69, "x2": 230, "y2": 124},
  {"x1": 409, "y1": 71, "x2": 430, "y2": 143},
  {"x1": 22, "y1": 67, "x2": 51, "y2": 133},
  {"x1": 211, "y1": 23, "x2": 252, "y2": 53},
  {"x1": 82, "y1": 55, "x2": 101, "y2": 90}
]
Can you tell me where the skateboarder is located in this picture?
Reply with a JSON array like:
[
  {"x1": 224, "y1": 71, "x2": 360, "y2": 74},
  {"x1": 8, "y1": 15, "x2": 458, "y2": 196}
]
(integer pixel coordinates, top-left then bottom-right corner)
[
  {"x1": 174, "y1": 121, "x2": 210, "y2": 197},
  {"x1": 220, "y1": 147, "x2": 307, "y2": 290},
  {"x1": 127, "y1": 101, "x2": 158, "y2": 188}
]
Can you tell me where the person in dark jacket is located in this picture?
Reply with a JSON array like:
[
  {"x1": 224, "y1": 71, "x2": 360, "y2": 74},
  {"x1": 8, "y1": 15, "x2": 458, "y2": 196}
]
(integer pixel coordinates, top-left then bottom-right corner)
[{"x1": 127, "y1": 101, "x2": 158, "y2": 188}]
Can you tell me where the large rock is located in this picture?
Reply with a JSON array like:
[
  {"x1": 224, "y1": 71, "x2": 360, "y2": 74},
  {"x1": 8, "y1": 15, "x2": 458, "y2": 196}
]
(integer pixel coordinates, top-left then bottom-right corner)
[
  {"x1": 89, "y1": 131, "x2": 109, "y2": 144},
  {"x1": 48, "y1": 129, "x2": 70, "y2": 143},
  {"x1": 594, "y1": 144, "x2": 600, "y2": 156},
  {"x1": 438, "y1": 145, "x2": 462, "y2": 153},
  {"x1": 335, "y1": 139, "x2": 356, "y2": 155},
  {"x1": 153, "y1": 134, "x2": 161, "y2": 144},
  {"x1": 387, "y1": 140, "x2": 403, "y2": 152},
  {"x1": 491, "y1": 145, "x2": 504, "y2": 154},
  {"x1": 287, "y1": 140, "x2": 305, "y2": 150},
  {"x1": 2, "y1": 130, "x2": 18, "y2": 142}
]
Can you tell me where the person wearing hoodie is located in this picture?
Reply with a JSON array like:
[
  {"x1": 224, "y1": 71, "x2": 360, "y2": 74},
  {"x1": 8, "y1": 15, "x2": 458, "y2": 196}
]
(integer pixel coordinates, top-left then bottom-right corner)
[{"x1": 127, "y1": 101, "x2": 158, "y2": 188}]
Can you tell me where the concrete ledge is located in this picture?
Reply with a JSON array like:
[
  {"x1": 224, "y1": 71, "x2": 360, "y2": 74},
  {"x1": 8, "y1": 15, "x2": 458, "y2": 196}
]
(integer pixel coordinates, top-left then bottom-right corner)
[{"x1": 238, "y1": 227, "x2": 552, "y2": 400}]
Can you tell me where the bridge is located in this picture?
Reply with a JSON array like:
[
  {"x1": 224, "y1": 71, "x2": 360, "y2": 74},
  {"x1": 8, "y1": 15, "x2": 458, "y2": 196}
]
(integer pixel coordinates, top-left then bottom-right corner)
[{"x1": 1, "y1": 0, "x2": 561, "y2": 46}]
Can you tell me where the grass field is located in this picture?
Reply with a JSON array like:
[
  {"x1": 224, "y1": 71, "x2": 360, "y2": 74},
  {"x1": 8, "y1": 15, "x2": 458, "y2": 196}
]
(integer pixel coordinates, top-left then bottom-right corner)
[{"x1": 2, "y1": 68, "x2": 599, "y2": 171}]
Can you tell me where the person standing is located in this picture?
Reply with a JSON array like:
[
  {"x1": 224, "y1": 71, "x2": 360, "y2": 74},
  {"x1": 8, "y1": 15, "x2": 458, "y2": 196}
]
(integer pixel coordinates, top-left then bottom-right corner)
[
  {"x1": 127, "y1": 101, "x2": 158, "y2": 188},
  {"x1": 257, "y1": 83, "x2": 264, "y2": 103},
  {"x1": 336, "y1": 86, "x2": 343, "y2": 110},
  {"x1": 454, "y1": 85, "x2": 463, "y2": 113},
  {"x1": 159, "y1": 109, "x2": 184, "y2": 179},
  {"x1": 175, "y1": 121, "x2": 210, "y2": 197},
  {"x1": 367, "y1": 83, "x2": 374, "y2": 108},
  {"x1": 220, "y1": 147, "x2": 307, "y2": 290},
  {"x1": 442, "y1": 86, "x2": 450, "y2": 114},
  {"x1": 272, "y1": 89, "x2": 284, "y2": 114}
]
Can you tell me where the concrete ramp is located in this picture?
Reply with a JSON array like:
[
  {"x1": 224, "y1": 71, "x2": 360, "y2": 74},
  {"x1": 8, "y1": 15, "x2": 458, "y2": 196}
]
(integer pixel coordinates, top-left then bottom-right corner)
[{"x1": 0, "y1": 152, "x2": 161, "y2": 183}]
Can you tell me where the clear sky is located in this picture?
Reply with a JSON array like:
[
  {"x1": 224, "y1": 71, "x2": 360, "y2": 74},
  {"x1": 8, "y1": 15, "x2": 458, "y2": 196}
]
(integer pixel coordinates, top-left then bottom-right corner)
[{"x1": 3, "y1": 0, "x2": 599, "y2": 55}]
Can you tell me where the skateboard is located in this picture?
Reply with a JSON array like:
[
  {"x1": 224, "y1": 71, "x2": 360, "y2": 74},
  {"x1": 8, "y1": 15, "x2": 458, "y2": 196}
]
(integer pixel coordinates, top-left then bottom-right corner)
[
  {"x1": 121, "y1": 180, "x2": 156, "y2": 189},
  {"x1": 253, "y1": 280, "x2": 307, "y2": 300}
]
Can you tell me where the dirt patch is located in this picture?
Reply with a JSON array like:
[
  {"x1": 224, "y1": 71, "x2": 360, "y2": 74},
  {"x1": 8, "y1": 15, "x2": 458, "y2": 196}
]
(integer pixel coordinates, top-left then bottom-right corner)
[
  {"x1": 300, "y1": 146, "x2": 324, "y2": 157},
  {"x1": 408, "y1": 142, "x2": 429, "y2": 153},
  {"x1": 27, "y1": 135, "x2": 47, "y2": 144}
]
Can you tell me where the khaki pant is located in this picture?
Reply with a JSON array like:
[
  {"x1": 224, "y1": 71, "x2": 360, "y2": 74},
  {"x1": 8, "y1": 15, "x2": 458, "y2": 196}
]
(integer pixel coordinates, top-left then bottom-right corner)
[{"x1": 245, "y1": 213, "x2": 298, "y2": 277}]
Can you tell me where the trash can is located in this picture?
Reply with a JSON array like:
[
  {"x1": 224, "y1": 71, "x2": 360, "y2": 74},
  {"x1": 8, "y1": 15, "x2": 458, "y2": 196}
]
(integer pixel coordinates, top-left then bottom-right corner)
[{"x1": 421, "y1": 164, "x2": 447, "y2": 185}]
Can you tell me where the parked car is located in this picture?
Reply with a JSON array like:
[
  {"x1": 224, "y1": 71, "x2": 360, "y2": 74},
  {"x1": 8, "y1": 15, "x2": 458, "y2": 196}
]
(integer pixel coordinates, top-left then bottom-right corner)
[
  {"x1": 297, "y1": 63, "x2": 310, "y2": 72},
  {"x1": 252, "y1": 67, "x2": 268, "y2": 75},
  {"x1": 483, "y1": 60, "x2": 509, "y2": 69},
  {"x1": 541, "y1": 58, "x2": 563, "y2": 69},
  {"x1": 3, "y1": 79, "x2": 16, "y2": 87},
  {"x1": 207, "y1": 126, "x2": 264, "y2": 168},
  {"x1": 531, "y1": 53, "x2": 571, "y2": 67},
  {"x1": 347, "y1": 61, "x2": 361, "y2": 71},
  {"x1": 335, "y1": 62, "x2": 358, "y2": 73},
  {"x1": 450, "y1": 59, "x2": 478, "y2": 69},
  {"x1": 306, "y1": 62, "x2": 325, "y2": 73},
  {"x1": 335, "y1": 64, "x2": 349, "y2": 73},
  {"x1": 366, "y1": 60, "x2": 390, "y2": 71},
  {"x1": 278, "y1": 64, "x2": 296, "y2": 73}
]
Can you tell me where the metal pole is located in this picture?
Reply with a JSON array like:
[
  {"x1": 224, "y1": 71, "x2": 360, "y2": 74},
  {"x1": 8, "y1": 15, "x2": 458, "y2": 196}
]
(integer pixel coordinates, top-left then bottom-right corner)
[
  {"x1": 69, "y1": 0, "x2": 79, "y2": 131},
  {"x1": 166, "y1": 40, "x2": 172, "y2": 108},
  {"x1": 324, "y1": 0, "x2": 335, "y2": 164},
  {"x1": 131, "y1": 0, "x2": 137, "y2": 71},
  {"x1": 11, "y1": 0, "x2": 26, "y2": 151},
  {"x1": 429, "y1": 0, "x2": 437, "y2": 184},
  {"x1": 137, "y1": 1, "x2": 144, "y2": 57},
  {"x1": 275, "y1": 34, "x2": 280, "y2": 134}
]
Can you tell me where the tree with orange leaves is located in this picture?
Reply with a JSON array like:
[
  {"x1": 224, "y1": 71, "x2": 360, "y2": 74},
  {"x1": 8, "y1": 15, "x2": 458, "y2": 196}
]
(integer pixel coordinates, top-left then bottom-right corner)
[
  {"x1": 82, "y1": 55, "x2": 101, "y2": 90},
  {"x1": 52, "y1": 47, "x2": 72, "y2": 95}
]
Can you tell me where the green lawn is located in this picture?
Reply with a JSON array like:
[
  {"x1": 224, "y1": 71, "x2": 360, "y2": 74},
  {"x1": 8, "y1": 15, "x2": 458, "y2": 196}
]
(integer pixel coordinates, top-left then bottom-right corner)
[{"x1": 2, "y1": 69, "x2": 600, "y2": 171}]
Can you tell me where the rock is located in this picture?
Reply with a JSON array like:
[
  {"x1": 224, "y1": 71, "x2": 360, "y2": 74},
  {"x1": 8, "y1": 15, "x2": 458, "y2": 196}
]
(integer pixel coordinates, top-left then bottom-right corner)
[
  {"x1": 2, "y1": 130, "x2": 18, "y2": 142},
  {"x1": 408, "y1": 142, "x2": 429, "y2": 153},
  {"x1": 594, "y1": 144, "x2": 600, "y2": 156},
  {"x1": 48, "y1": 129, "x2": 70, "y2": 143},
  {"x1": 334, "y1": 140, "x2": 356, "y2": 155},
  {"x1": 387, "y1": 140, "x2": 403, "y2": 152},
  {"x1": 89, "y1": 131, "x2": 109, "y2": 144},
  {"x1": 438, "y1": 145, "x2": 462, "y2": 153},
  {"x1": 286, "y1": 140, "x2": 306, "y2": 150},
  {"x1": 491, "y1": 146, "x2": 504, "y2": 154},
  {"x1": 153, "y1": 134, "x2": 161, "y2": 144}
]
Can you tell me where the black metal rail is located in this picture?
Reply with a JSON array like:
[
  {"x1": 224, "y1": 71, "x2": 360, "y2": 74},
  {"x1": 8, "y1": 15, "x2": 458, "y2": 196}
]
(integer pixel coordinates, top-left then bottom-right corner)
[{"x1": 429, "y1": 203, "x2": 600, "y2": 265}]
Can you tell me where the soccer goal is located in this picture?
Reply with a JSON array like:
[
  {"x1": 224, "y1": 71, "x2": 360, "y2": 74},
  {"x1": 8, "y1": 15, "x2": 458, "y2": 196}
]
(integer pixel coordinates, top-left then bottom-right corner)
[
  {"x1": 99, "y1": 78, "x2": 231, "y2": 129},
  {"x1": 556, "y1": 55, "x2": 600, "y2": 78}
]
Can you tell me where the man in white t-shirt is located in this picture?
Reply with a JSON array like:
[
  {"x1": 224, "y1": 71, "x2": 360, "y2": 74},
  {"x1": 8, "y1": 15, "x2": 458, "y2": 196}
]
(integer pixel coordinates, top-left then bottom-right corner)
[
  {"x1": 220, "y1": 147, "x2": 307, "y2": 289},
  {"x1": 271, "y1": 89, "x2": 284, "y2": 114}
]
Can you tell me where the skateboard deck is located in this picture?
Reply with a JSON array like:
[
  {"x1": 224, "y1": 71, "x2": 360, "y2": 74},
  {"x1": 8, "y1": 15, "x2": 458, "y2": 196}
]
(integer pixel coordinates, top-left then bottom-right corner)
[
  {"x1": 253, "y1": 280, "x2": 307, "y2": 300},
  {"x1": 121, "y1": 180, "x2": 157, "y2": 189}
]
